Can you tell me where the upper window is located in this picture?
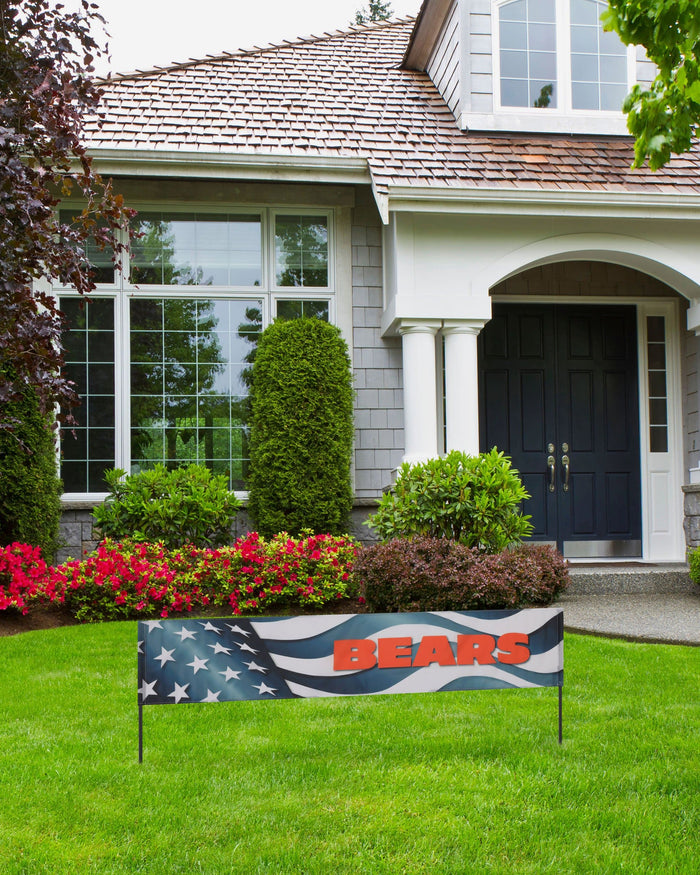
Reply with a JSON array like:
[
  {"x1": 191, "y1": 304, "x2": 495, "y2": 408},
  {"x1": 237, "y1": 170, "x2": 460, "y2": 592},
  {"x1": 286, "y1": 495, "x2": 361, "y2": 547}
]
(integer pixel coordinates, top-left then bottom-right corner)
[
  {"x1": 497, "y1": 0, "x2": 630, "y2": 114},
  {"x1": 570, "y1": 0, "x2": 627, "y2": 111},
  {"x1": 500, "y1": 0, "x2": 558, "y2": 109}
]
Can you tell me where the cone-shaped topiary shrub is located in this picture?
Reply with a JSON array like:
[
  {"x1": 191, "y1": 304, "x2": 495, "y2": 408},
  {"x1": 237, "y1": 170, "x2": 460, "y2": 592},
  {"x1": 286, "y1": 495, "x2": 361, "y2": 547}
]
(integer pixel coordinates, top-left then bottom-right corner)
[
  {"x1": 248, "y1": 318, "x2": 354, "y2": 537},
  {"x1": 0, "y1": 366, "x2": 62, "y2": 559}
]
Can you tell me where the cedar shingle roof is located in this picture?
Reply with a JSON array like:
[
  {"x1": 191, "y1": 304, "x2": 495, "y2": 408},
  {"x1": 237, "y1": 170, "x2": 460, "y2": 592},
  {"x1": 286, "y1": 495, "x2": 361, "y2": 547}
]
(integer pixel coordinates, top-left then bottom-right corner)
[{"x1": 87, "y1": 17, "x2": 700, "y2": 203}]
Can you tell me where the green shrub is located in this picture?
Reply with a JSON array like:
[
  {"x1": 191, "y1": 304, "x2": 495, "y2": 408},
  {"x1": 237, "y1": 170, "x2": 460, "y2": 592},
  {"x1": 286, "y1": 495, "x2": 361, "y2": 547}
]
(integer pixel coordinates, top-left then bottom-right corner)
[
  {"x1": 356, "y1": 537, "x2": 569, "y2": 612},
  {"x1": 92, "y1": 464, "x2": 241, "y2": 549},
  {"x1": 247, "y1": 318, "x2": 354, "y2": 537},
  {"x1": 367, "y1": 449, "x2": 533, "y2": 552},
  {"x1": 0, "y1": 367, "x2": 62, "y2": 559},
  {"x1": 688, "y1": 546, "x2": 700, "y2": 586}
]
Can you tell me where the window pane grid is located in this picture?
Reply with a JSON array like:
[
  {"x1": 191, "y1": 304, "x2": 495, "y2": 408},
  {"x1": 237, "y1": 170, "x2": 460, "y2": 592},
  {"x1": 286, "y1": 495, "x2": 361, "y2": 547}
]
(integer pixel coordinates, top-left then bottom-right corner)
[
  {"x1": 647, "y1": 316, "x2": 668, "y2": 454},
  {"x1": 59, "y1": 208, "x2": 334, "y2": 494},
  {"x1": 130, "y1": 298, "x2": 261, "y2": 490},
  {"x1": 500, "y1": 0, "x2": 557, "y2": 109},
  {"x1": 59, "y1": 211, "x2": 116, "y2": 285},
  {"x1": 275, "y1": 215, "x2": 329, "y2": 287},
  {"x1": 570, "y1": 0, "x2": 627, "y2": 111},
  {"x1": 59, "y1": 298, "x2": 116, "y2": 492}
]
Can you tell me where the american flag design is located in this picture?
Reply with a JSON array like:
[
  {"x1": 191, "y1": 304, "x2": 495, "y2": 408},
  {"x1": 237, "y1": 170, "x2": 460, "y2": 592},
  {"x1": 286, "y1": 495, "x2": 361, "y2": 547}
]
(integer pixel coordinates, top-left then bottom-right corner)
[{"x1": 138, "y1": 609, "x2": 563, "y2": 705}]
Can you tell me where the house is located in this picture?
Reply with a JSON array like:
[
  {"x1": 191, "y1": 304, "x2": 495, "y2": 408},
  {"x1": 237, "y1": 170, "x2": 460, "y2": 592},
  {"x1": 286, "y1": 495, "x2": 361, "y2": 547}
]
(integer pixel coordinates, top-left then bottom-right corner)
[{"x1": 56, "y1": 0, "x2": 700, "y2": 564}]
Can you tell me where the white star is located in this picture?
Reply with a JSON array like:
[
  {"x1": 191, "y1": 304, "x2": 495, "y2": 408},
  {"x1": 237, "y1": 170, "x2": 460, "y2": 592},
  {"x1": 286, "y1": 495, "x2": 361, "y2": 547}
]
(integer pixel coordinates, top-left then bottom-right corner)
[
  {"x1": 154, "y1": 647, "x2": 175, "y2": 668},
  {"x1": 144, "y1": 620, "x2": 163, "y2": 632},
  {"x1": 245, "y1": 660, "x2": 268, "y2": 674},
  {"x1": 219, "y1": 666, "x2": 242, "y2": 681},
  {"x1": 199, "y1": 621, "x2": 222, "y2": 634},
  {"x1": 226, "y1": 624, "x2": 251, "y2": 637},
  {"x1": 176, "y1": 626, "x2": 197, "y2": 641},
  {"x1": 137, "y1": 640, "x2": 144, "y2": 654},
  {"x1": 168, "y1": 682, "x2": 190, "y2": 703},
  {"x1": 201, "y1": 689, "x2": 221, "y2": 703},
  {"x1": 237, "y1": 642, "x2": 258, "y2": 655},
  {"x1": 208, "y1": 642, "x2": 232, "y2": 655},
  {"x1": 187, "y1": 655, "x2": 209, "y2": 675},
  {"x1": 253, "y1": 682, "x2": 276, "y2": 696},
  {"x1": 138, "y1": 678, "x2": 158, "y2": 700}
]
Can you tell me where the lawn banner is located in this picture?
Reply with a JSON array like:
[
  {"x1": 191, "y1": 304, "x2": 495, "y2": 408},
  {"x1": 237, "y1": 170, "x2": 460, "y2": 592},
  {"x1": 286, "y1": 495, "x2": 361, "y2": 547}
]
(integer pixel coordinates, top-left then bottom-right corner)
[{"x1": 138, "y1": 608, "x2": 564, "y2": 758}]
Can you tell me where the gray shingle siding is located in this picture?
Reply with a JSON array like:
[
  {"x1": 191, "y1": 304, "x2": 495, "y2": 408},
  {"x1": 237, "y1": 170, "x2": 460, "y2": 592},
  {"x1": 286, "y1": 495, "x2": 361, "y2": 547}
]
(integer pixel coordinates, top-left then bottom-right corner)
[{"x1": 351, "y1": 191, "x2": 404, "y2": 499}]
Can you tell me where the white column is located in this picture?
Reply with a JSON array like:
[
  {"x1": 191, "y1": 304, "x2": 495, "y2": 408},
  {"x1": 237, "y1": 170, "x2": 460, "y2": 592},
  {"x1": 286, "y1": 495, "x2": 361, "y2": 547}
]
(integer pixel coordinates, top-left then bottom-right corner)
[
  {"x1": 442, "y1": 321, "x2": 486, "y2": 455},
  {"x1": 399, "y1": 321, "x2": 440, "y2": 463}
]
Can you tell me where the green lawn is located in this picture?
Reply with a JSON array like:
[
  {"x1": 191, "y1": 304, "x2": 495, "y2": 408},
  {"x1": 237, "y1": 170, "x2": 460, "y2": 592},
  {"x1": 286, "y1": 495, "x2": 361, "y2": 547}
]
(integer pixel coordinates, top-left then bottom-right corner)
[{"x1": 0, "y1": 622, "x2": 698, "y2": 874}]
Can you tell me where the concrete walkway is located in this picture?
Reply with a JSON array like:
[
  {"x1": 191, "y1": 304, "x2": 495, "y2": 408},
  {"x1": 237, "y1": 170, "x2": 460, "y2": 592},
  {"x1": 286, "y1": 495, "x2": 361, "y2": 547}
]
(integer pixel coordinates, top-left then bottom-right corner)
[{"x1": 560, "y1": 565, "x2": 700, "y2": 645}]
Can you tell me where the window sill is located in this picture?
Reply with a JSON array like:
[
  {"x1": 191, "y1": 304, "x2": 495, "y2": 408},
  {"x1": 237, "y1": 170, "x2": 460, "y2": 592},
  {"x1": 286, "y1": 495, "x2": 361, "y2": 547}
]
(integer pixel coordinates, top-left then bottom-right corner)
[{"x1": 460, "y1": 111, "x2": 631, "y2": 138}]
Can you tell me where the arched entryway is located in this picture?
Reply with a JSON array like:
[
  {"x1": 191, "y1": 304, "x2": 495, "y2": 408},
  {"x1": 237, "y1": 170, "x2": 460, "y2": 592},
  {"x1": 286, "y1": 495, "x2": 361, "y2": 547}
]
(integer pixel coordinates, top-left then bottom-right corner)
[{"x1": 477, "y1": 261, "x2": 684, "y2": 560}]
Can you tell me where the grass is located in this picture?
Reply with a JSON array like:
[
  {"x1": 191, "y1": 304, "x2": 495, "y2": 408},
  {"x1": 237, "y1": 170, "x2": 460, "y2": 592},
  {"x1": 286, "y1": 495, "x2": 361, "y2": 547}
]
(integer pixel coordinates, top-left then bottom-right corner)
[{"x1": 0, "y1": 622, "x2": 698, "y2": 874}]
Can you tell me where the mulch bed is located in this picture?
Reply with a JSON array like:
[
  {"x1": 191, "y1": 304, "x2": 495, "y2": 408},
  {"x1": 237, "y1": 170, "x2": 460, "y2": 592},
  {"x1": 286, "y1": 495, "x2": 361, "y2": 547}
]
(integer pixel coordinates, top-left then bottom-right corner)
[{"x1": 0, "y1": 598, "x2": 367, "y2": 638}]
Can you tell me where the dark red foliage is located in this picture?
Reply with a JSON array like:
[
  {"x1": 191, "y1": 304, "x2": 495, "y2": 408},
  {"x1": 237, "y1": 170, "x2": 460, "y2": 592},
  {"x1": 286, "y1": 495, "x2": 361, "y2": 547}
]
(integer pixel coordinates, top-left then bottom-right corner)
[
  {"x1": 356, "y1": 537, "x2": 569, "y2": 612},
  {"x1": 0, "y1": 0, "x2": 133, "y2": 431}
]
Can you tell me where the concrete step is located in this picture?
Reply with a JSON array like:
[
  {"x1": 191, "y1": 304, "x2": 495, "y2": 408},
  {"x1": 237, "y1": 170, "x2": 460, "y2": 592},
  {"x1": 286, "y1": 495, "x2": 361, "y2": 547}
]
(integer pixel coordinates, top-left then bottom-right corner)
[{"x1": 566, "y1": 563, "x2": 696, "y2": 595}]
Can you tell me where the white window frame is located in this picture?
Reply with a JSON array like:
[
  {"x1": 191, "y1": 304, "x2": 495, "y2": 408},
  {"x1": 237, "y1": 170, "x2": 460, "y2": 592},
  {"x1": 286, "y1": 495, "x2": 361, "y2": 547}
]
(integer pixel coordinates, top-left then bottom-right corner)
[
  {"x1": 54, "y1": 204, "x2": 337, "y2": 501},
  {"x1": 490, "y1": 0, "x2": 637, "y2": 134}
]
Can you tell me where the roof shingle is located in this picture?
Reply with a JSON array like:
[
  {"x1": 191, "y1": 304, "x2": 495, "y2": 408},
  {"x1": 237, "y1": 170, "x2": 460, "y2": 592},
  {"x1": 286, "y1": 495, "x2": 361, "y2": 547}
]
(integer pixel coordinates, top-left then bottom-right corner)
[{"x1": 87, "y1": 18, "x2": 700, "y2": 199}]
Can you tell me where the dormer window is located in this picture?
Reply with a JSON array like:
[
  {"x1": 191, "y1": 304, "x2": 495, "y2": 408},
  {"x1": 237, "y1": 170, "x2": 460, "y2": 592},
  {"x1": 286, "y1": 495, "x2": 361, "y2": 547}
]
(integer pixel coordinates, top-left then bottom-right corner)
[
  {"x1": 497, "y1": 0, "x2": 630, "y2": 114},
  {"x1": 499, "y1": 0, "x2": 558, "y2": 109},
  {"x1": 570, "y1": 0, "x2": 627, "y2": 111}
]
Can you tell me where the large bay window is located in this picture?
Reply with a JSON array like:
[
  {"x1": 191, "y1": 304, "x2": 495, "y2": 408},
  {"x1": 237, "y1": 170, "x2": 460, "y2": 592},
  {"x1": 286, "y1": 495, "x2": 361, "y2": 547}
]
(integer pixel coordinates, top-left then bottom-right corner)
[
  {"x1": 58, "y1": 207, "x2": 334, "y2": 497},
  {"x1": 497, "y1": 0, "x2": 630, "y2": 114}
]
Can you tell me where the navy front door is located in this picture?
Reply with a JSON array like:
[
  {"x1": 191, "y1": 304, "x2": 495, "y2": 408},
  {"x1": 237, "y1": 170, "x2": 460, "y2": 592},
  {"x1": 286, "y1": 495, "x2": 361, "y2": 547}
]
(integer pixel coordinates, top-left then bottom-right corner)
[{"x1": 478, "y1": 304, "x2": 642, "y2": 557}]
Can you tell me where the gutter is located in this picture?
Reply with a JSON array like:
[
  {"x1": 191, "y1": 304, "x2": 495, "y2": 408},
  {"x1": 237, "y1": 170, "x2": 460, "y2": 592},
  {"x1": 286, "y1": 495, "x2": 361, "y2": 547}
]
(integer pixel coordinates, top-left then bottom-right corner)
[
  {"x1": 88, "y1": 148, "x2": 372, "y2": 186},
  {"x1": 385, "y1": 184, "x2": 700, "y2": 220}
]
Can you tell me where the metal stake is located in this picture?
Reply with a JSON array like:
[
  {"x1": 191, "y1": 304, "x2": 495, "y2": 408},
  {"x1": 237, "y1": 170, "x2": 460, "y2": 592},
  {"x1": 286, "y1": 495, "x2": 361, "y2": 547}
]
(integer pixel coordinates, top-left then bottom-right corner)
[{"x1": 558, "y1": 686, "x2": 563, "y2": 745}]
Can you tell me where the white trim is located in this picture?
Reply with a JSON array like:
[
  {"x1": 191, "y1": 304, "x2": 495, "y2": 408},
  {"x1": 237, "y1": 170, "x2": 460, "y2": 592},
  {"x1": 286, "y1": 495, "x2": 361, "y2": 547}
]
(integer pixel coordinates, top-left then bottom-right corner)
[
  {"x1": 475, "y1": 233, "x2": 700, "y2": 302},
  {"x1": 636, "y1": 301, "x2": 685, "y2": 560},
  {"x1": 459, "y1": 110, "x2": 629, "y2": 134},
  {"x1": 386, "y1": 186, "x2": 700, "y2": 220}
]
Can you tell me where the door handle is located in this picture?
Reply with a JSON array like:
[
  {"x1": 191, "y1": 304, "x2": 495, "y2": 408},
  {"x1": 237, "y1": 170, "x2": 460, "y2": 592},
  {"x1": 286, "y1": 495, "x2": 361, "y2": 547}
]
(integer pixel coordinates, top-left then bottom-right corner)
[
  {"x1": 547, "y1": 455, "x2": 556, "y2": 492},
  {"x1": 562, "y1": 454, "x2": 570, "y2": 492}
]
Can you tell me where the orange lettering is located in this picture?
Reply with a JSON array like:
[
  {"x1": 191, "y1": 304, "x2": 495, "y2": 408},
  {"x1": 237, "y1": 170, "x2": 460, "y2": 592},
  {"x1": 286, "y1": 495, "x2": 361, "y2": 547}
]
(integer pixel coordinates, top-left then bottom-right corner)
[
  {"x1": 412, "y1": 635, "x2": 456, "y2": 667},
  {"x1": 457, "y1": 634, "x2": 497, "y2": 665},
  {"x1": 496, "y1": 632, "x2": 530, "y2": 665},
  {"x1": 333, "y1": 639, "x2": 376, "y2": 671},
  {"x1": 377, "y1": 637, "x2": 413, "y2": 668}
]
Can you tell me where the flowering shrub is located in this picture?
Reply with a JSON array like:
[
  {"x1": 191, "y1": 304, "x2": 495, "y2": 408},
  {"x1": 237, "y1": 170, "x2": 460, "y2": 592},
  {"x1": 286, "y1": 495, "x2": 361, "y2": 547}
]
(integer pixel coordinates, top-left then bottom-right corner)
[
  {"x1": 49, "y1": 540, "x2": 212, "y2": 622},
  {"x1": 0, "y1": 543, "x2": 51, "y2": 614},
  {"x1": 212, "y1": 531, "x2": 358, "y2": 615},
  {"x1": 0, "y1": 533, "x2": 359, "y2": 622},
  {"x1": 356, "y1": 538, "x2": 569, "y2": 612}
]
